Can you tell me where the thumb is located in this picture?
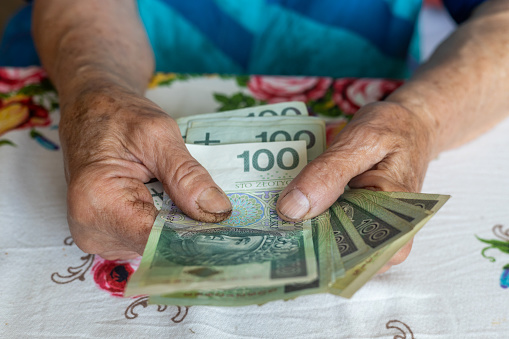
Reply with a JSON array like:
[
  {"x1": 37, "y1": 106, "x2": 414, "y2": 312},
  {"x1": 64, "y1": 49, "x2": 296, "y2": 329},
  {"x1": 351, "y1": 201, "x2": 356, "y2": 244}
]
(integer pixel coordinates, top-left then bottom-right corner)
[
  {"x1": 140, "y1": 120, "x2": 232, "y2": 223},
  {"x1": 276, "y1": 117, "x2": 390, "y2": 221}
]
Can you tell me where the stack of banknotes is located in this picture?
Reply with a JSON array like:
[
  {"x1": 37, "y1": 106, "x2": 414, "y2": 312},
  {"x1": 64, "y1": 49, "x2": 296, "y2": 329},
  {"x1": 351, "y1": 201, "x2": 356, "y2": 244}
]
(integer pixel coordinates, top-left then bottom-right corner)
[{"x1": 125, "y1": 102, "x2": 449, "y2": 306}]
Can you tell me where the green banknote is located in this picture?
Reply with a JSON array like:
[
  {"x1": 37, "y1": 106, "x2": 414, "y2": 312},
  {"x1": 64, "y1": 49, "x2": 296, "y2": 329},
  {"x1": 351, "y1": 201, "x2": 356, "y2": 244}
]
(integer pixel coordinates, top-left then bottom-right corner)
[
  {"x1": 176, "y1": 101, "x2": 308, "y2": 138},
  {"x1": 148, "y1": 211, "x2": 340, "y2": 306},
  {"x1": 335, "y1": 195, "x2": 413, "y2": 252},
  {"x1": 377, "y1": 191, "x2": 451, "y2": 213},
  {"x1": 329, "y1": 202, "x2": 369, "y2": 270},
  {"x1": 329, "y1": 191, "x2": 450, "y2": 298},
  {"x1": 134, "y1": 102, "x2": 452, "y2": 304},
  {"x1": 342, "y1": 189, "x2": 432, "y2": 228},
  {"x1": 328, "y1": 194, "x2": 414, "y2": 294},
  {"x1": 125, "y1": 141, "x2": 318, "y2": 297},
  {"x1": 328, "y1": 246, "x2": 389, "y2": 297},
  {"x1": 335, "y1": 210, "x2": 433, "y2": 299},
  {"x1": 185, "y1": 116, "x2": 325, "y2": 161}
]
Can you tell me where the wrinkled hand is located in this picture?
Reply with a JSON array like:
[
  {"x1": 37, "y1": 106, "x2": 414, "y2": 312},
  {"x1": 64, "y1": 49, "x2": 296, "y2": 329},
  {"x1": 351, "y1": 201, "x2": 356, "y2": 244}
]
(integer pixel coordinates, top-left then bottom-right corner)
[
  {"x1": 60, "y1": 85, "x2": 232, "y2": 260},
  {"x1": 276, "y1": 101, "x2": 436, "y2": 272}
]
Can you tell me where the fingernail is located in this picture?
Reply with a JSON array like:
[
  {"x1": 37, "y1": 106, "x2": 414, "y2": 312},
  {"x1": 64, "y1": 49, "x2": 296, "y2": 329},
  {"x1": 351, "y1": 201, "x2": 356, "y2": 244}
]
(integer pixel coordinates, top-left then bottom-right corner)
[
  {"x1": 278, "y1": 189, "x2": 310, "y2": 220},
  {"x1": 197, "y1": 187, "x2": 231, "y2": 214}
]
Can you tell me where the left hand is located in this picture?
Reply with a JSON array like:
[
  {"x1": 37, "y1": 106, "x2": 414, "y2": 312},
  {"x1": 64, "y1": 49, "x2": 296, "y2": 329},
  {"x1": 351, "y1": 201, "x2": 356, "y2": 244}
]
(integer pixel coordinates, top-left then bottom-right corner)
[{"x1": 276, "y1": 100, "x2": 436, "y2": 272}]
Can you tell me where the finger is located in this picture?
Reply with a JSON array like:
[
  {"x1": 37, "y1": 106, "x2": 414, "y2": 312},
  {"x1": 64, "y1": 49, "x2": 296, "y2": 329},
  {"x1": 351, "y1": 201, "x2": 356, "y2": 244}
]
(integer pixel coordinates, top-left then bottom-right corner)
[
  {"x1": 377, "y1": 239, "x2": 414, "y2": 274},
  {"x1": 349, "y1": 170, "x2": 416, "y2": 192},
  {"x1": 68, "y1": 163, "x2": 158, "y2": 255},
  {"x1": 112, "y1": 177, "x2": 160, "y2": 254},
  {"x1": 134, "y1": 118, "x2": 232, "y2": 223},
  {"x1": 276, "y1": 115, "x2": 391, "y2": 221}
]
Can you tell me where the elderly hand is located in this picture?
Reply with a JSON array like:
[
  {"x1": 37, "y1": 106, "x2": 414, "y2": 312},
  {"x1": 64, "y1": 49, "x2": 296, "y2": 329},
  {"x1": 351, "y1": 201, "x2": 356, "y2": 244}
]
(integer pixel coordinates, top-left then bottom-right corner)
[
  {"x1": 59, "y1": 84, "x2": 232, "y2": 260},
  {"x1": 276, "y1": 100, "x2": 436, "y2": 272}
]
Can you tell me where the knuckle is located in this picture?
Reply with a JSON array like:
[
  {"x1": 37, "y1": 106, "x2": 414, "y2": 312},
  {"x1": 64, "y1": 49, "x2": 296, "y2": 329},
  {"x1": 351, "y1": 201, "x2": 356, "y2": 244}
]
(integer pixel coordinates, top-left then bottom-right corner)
[
  {"x1": 171, "y1": 158, "x2": 209, "y2": 189},
  {"x1": 304, "y1": 159, "x2": 337, "y2": 186},
  {"x1": 133, "y1": 116, "x2": 183, "y2": 151},
  {"x1": 138, "y1": 115, "x2": 168, "y2": 135},
  {"x1": 308, "y1": 151, "x2": 362, "y2": 186}
]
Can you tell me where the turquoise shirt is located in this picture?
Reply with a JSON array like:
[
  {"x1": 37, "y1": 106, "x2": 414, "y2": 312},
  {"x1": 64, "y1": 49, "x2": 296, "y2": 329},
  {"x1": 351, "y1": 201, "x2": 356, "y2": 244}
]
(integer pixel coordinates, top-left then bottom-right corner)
[
  {"x1": 138, "y1": 0, "x2": 422, "y2": 78},
  {"x1": 0, "y1": 0, "x2": 487, "y2": 78}
]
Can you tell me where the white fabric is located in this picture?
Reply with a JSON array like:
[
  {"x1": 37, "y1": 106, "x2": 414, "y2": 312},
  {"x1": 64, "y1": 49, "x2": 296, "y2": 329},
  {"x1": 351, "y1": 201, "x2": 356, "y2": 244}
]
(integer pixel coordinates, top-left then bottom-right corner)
[
  {"x1": 2, "y1": 7, "x2": 509, "y2": 339},
  {"x1": 3, "y1": 91, "x2": 509, "y2": 338}
]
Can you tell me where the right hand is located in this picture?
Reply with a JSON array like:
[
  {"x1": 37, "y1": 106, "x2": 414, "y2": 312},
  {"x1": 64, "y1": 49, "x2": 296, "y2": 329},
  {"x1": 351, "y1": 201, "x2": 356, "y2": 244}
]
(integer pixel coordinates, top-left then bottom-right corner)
[
  {"x1": 276, "y1": 101, "x2": 436, "y2": 272},
  {"x1": 60, "y1": 84, "x2": 232, "y2": 260}
]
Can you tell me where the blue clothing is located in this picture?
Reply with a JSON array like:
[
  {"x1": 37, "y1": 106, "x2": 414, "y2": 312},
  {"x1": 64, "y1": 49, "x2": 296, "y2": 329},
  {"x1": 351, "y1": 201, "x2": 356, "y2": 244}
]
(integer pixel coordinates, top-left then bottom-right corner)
[
  {"x1": 0, "y1": 0, "x2": 487, "y2": 78},
  {"x1": 443, "y1": 0, "x2": 486, "y2": 23},
  {"x1": 139, "y1": 0, "x2": 421, "y2": 77},
  {"x1": 0, "y1": 5, "x2": 37, "y2": 68}
]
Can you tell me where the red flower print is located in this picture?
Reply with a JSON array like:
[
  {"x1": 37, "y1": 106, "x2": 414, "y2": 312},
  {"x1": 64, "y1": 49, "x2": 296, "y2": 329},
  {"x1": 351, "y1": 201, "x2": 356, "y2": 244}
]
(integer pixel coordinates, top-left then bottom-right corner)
[
  {"x1": 92, "y1": 257, "x2": 137, "y2": 297},
  {"x1": 0, "y1": 95, "x2": 51, "y2": 136},
  {"x1": 248, "y1": 75, "x2": 332, "y2": 103},
  {"x1": 332, "y1": 78, "x2": 403, "y2": 114},
  {"x1": 0, "y1": 67, "x2": 46, "y2": 93}
]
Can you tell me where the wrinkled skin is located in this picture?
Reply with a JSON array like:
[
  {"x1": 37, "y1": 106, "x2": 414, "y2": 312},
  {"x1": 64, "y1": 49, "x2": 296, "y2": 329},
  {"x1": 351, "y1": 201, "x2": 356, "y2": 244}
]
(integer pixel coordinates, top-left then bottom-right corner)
[
  {"x1": 60, "y1": 86, "x2": 232, "y2": 260},
  {"x1": 62, "y1": 81, "x2": 430, "y2": 270},
  {"x1": 276, "y1": 101, "x2": 435, "y2": 272},
  {"x1": 34, "y1": 0, "x2": 509, "y2": 273}
]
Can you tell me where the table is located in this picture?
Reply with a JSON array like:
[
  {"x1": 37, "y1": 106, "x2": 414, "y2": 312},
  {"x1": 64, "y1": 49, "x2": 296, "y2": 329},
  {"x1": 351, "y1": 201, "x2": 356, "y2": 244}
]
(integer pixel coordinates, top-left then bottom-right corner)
[{"x1": 1, "y1": 65, "x2": 509, "y2": 338}]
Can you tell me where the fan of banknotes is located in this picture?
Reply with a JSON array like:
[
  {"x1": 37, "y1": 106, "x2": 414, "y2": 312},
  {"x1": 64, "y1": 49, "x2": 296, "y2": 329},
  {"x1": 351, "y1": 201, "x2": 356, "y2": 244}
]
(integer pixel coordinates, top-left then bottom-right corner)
[{"x1": 125, "y1": 101, "x2": 449, "y2": 306}]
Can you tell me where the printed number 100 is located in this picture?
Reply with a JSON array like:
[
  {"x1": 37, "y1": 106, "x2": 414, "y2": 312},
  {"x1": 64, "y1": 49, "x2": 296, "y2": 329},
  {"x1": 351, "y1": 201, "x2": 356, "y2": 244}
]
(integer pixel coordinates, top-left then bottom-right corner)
[
  {"x1": 255, "y1": 130, "x2": 315, "y2": 149},
  {"x1": 237, "y1": 148, "x2": 299, "y2": 172}
]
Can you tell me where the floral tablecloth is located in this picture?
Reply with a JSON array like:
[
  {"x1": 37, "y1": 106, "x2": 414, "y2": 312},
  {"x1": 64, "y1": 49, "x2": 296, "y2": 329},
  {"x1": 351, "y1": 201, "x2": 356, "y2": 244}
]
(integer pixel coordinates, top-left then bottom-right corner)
[{"x1": 1, "y1": 67, "x2": 509, "y2": 338}]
